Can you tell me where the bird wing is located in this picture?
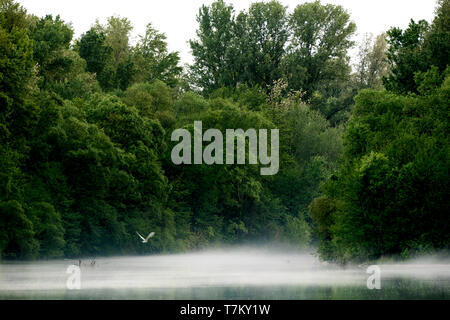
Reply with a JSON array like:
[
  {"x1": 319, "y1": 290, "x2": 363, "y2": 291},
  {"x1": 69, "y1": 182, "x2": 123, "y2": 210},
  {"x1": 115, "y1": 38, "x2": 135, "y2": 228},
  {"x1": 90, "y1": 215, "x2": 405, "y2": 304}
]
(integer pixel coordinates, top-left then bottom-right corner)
[
  {"x1": 136, "y1": 231, "x2": 146, "y2": 241},
  {"x1": 145, "y1": 232, "x2": 155, "y2": 241}
]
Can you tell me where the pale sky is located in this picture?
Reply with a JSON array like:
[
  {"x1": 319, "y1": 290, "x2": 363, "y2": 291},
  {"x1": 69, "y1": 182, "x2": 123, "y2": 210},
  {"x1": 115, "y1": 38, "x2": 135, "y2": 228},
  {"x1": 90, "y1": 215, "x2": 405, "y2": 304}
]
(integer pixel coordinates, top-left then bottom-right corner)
[{"x1": 18, "y1": 0, "x2": 437, "y2": 65}]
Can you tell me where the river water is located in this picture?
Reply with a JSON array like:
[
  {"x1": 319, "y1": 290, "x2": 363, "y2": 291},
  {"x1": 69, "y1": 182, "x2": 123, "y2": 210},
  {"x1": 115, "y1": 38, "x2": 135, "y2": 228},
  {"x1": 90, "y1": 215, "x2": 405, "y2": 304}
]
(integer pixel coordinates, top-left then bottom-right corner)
[{"x1": 0, "y1": 247, "x2": 449, "y2": 299}]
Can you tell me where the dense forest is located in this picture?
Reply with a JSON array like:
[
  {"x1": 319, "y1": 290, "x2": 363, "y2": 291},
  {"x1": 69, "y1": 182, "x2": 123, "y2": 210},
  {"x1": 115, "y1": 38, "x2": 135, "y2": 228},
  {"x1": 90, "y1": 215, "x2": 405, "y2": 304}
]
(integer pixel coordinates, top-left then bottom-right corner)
[{"x1": 0, "y1": 0, "x2": 448, "y2": 262}]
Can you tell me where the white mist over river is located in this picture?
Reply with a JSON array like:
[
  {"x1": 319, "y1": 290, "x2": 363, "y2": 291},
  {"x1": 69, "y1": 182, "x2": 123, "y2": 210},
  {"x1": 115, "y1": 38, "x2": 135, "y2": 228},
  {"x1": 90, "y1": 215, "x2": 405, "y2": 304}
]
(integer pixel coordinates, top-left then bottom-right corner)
[{"x1": 0, "y1": 247, "x2": 449, "y2": 299}]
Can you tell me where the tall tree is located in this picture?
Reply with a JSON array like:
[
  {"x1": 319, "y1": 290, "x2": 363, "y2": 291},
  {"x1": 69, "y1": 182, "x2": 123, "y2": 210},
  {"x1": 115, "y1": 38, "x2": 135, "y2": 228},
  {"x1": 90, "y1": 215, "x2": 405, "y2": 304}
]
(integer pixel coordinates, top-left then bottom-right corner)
[
  {"x1": 189, "y1": 0, "x2": 236, "y2": 92},
  {"x1": 77, "y1": 28, "x2": 114, "y2": 90},
  {"x1": 0, "y1": 0, "x2": 40, "y2": 259},
  {"x1": 425, "y1": 0, "x2": 450, "y2": 73},
  {"x1": 0, "y1": 0, "x2": 35, "y2": 143},
  {"x1": 354, "y1": 33, "x2": 389, "y2": 90},
  {"x1": 133, "y1": 23, "x2": 182, "y2": 87},
  {"x1": 234, "y1": 1, "x2": 288, "y2": 88},
  {"x1": 95, "y1": 16, "x2": 133, "y2": 68},
  {"x1": 190, "y1": 0, "x2": 289, "y2": 93},
  {"x1": 383, "y1": 19, "x2": 430, "y2": 94},
  {"x1": 310, "y1": 74, "x2": 450, "y2": 262},
  {"x1": 29, "y1": 15, "x2": 74, "y2": 88},
  {"x1": 383, "y1": 0, "x2": 449, "y2": 95},
  {"x1": 283, "y1": 1, "x2": 356, "y2": 99}
]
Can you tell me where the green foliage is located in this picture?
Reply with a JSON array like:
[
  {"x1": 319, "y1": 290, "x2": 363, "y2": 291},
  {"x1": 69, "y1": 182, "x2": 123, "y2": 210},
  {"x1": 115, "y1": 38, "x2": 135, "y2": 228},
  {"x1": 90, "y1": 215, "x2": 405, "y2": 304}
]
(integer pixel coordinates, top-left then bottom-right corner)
[
  {"x1": 95, "y1": 16, "x2": 133, "y2": 68},
  {"x1": 29, "y1": 15, "x2": 74, "y2": 88},
  {"x1": 28, "y1": 202, "x2": 65, "y2": 258},
  {"x1": 0, "y1": 200, "x2": 38, "y2": 258},
  {"x1": 189, "y1": 0, "x2": 236, "y2": 92},
  {"x1": 122, "y1": 80, "x2": 174, "y2": 116},
  {"x1": 284, "y1": 1, "x2": 356, "y2": 97},
  {"x1": 210, "y1": 84, "x2": 268, "y2": 111},
  {"x1": 115, "y1": 56, "x2": 135, "y2": 90},
  {"x1": 1, "y1": 0, "x2": 447, "y2": 262},
  {"x1": 133, "y1": 23, "x2": 182, "y2": 87},
  {"x1": 311, "y1": 77, "x2": 450, "y2": 263},
  {"x1": 426, "y1": 0, "x2": 450, "y2": 73},
  {"x1": 281, "y1": 214, "x2": 311, "y2": 247},
  {"x1": 384, "y1": 19, "x2": 431, "y2": 94},
  {"x1": 174, "y1": 91, "x2": 209, "y2": 119},
  {"x1": 354, "y1": 33, "x2": 389, "y2": 90},
  {"x1": 0, "y1": 2, "x2": 34, "y2": 104},
  {"x1": 234, "y1": 1, "x2": 289, "y2": 89},
  {"x1": 77, "y1": 28, "x2": 114, "y2": 91},
  {"x1": 0, "y1": 0, "x2": 30, "y2": 32},
  {"x1": 190, "y1": 0, "x2": 356, "y2": 123},
  {"x1": 384, "y1": 0, "x2": 450, "y2": 94},
  {"x1": 29, "y1": 15, "x2": 72, "y2": 63}
]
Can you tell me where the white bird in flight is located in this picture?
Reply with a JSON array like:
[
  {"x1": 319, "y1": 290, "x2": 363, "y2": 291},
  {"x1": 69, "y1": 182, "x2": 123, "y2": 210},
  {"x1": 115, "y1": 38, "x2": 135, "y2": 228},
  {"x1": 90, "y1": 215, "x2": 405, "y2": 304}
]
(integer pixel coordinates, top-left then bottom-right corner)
[{"x1": 136, "y1": 231, "x2": 155, "y2": 243}]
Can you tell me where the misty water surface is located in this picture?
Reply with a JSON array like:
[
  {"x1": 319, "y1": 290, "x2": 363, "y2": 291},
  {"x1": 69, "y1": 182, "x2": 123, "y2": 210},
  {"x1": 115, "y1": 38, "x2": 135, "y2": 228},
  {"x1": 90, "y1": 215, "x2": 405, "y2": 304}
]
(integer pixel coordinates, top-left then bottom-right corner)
[{"x1": 0, "y1": 247, "x2": 449, "y2": 299}]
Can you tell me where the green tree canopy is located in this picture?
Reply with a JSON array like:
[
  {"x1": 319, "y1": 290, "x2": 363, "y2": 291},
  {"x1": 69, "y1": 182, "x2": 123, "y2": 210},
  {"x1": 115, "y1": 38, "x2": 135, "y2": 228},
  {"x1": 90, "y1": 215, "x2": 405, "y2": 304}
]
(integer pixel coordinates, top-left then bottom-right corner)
[{"x1": 133, "y1": 23, "x2": 182, "y2": 87}]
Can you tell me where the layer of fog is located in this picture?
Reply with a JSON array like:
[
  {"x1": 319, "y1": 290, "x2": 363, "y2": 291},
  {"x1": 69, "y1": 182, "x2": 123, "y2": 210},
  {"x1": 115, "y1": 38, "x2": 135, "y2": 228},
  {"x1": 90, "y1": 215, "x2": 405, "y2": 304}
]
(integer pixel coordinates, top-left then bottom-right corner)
[{"x1": 0, "y1": 246, "x2": 449, "y2": 291}]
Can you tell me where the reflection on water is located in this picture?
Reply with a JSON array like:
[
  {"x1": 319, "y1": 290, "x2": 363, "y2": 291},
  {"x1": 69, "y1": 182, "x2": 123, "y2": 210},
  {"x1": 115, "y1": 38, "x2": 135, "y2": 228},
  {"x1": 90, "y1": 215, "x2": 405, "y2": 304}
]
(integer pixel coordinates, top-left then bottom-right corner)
[{"x1": 0, "y1": 247, "x2": 449, "y2": 299}]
